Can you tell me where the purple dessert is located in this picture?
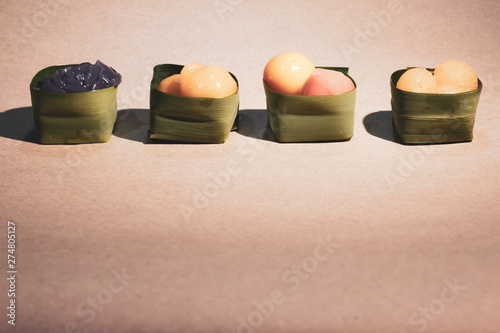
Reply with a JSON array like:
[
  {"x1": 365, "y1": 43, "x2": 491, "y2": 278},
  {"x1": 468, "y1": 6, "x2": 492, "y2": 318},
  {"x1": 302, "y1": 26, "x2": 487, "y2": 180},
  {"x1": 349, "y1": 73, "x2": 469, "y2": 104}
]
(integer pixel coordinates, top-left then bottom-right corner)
[{"x1": 37, "y1": 60, "x2": 121, "y2": 93}]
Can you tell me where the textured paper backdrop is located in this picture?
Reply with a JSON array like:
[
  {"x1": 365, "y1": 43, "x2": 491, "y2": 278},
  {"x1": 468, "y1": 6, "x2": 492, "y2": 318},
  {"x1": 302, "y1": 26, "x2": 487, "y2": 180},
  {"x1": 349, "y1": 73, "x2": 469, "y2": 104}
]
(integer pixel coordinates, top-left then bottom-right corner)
[{"x1": 0, "y1": 0, "x2": 499, "y2": 332}]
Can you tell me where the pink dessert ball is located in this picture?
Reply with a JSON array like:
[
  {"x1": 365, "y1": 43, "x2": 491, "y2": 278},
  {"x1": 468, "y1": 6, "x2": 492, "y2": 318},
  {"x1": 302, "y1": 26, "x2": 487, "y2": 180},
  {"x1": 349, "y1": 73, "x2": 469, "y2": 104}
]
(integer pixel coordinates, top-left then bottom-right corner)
[{"x1": 301, "y1": 69, "x2": 355, "y2": 95}]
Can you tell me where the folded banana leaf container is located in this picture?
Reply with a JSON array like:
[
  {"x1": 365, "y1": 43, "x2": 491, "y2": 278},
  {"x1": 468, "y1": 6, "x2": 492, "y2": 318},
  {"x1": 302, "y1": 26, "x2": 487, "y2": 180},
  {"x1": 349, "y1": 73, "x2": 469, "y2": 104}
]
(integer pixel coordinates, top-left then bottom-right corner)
[
  {"x1": 149, "y1": 64, "x2": 239, "y2": 144},
  {"x1": 264, "y1": 67, "x2": 356, "y2": 143},
  {"x1": 30, "y1": 65, "x2": 118, "y2": 144},
  {"x1": 391, "y1": 69, "x2": 482, "y2": 144}
]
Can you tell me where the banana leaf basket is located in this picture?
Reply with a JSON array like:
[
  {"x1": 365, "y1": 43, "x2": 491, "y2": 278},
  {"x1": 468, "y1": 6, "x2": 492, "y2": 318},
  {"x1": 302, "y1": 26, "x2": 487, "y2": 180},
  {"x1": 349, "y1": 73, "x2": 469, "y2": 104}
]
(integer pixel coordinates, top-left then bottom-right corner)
[
  {"x1": 391, "y1": 68, "x2": 482, "y2": 144},
  {"x1": 30, "y1": 64, "x2": 118, "y2": 144},
  {"x1": 149, "y1": 64, "x2": 239, "y2": 144},
  {"x1": 263, "y1": 67, "x2": 356, "y2": 143}
]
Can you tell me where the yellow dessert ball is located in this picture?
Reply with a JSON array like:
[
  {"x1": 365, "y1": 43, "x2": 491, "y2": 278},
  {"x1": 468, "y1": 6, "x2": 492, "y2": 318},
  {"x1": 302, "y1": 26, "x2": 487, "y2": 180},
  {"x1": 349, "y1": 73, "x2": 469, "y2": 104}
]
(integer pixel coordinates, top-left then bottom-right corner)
[
  {"x1": 434, "y1": 59, "x2": 478, "y2": 93},
  {"x1": 180, "y1": 62, "x2": 237, "y2": 98},
  {"x1": 158, "y1": 74, "x2": 181, "y2": 95},
  {"x1": 435, "y1": 85, "x2": 463, "y2": 94},
  {"x1": 396, "y1": 68, "x2": 438, "y2": 93},
  {"x1": 180, "y1": 62, "x2": 205, "y2": 77},
  {"x1": 263, "y1": 52, "x2": 315, "y2": 95}
]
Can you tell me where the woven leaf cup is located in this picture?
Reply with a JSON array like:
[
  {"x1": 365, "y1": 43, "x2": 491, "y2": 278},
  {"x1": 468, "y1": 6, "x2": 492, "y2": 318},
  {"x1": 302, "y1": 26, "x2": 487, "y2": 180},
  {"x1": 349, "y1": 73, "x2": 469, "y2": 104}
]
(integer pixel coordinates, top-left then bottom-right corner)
[
  {"x1": 391, "y1": 69, "x2": 482, "y2": 144},
  {"x1": 149, "y1": 64, "x2": 239, "y2": 144},
  {"x1": 264, "y1": 67, "x2": 356, "y2": 143},
  {"x1": 30, "y1": 64, "x2": 118, "y2": 144}
]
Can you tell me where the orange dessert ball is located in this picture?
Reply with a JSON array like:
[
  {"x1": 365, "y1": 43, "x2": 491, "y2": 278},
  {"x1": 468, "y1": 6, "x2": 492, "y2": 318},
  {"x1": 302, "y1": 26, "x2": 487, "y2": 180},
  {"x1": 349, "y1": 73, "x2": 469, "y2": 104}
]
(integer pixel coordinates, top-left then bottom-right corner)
[
  {"x1": 434, "y1": 59, "x2": 478, "y2": 93},
  {"x1": 158, "y1": 74, "x2": 181, "y2": 95},
  {"x1": 301, "y1": 69, "x2": 355, "y2": 95},
  {"x1": 180, "y1": 62, "x2": 237, "y2": 98},
  {"x1": 397, "y1": 68, "x2": 438, "y2": 93},
  {"x1": 264, "y1": 52, "x2": 315, "y2": 95},
  {"x1": 435, "y1": 85, "x2": 463, "y2": 94},
  {"x1": 181, "y1": 62, "x2": 205, "y2": 76}
]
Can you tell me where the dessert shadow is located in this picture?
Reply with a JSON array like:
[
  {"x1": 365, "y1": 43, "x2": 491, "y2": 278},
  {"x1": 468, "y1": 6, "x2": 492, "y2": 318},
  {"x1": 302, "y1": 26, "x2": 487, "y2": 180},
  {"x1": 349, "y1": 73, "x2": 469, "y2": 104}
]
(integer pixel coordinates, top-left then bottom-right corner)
[
  {"x1": 0, "y1": 107, "x2": 37, "y2": 143},
  {"x1": 237, "y1": 109, "x2": 277, "y2": 142},
  {"x1": 363, "y1": 110, "x2": 470, "y2": 146},
  {"x1": 113, "y1": 109, "x2": 150, "y2": 143},
  {"x1": 363, "y1": 110, "x2": 403, "y2": 145},
  {"x1": 114, "y1": 108, "x2": 279, "y2": 144}
]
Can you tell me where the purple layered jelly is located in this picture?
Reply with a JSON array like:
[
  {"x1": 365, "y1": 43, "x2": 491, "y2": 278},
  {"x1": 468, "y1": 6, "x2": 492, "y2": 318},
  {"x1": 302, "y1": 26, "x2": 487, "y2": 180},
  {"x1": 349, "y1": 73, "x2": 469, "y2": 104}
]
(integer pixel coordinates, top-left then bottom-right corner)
[{"x1": 37, "y1": 60, "x2": 121, "y2": 93}]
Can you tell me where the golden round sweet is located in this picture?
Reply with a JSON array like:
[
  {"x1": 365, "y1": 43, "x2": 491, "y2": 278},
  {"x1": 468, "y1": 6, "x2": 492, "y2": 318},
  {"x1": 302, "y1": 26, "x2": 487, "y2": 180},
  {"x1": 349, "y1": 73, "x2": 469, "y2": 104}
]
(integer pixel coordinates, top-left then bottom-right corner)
[
  {"x1": 434, "y1": 59, "x2": 477, "y2": 93},
  {"x1": 434, "y1": 84, "x2": 463, "y2": 94},
  {"x1": 263, "y1": 52, "x2": 315, "y2": 95},
  {"x1": 180, "y1": 62, "x2": 205, "y2": 77},
  {"x1": 396, "y1": 68, "x2": 438, "y2": 93},
  {"x1": 180, "y1": 62, "x2": 237, "y2": 98},
  {"x1": 158, "y1": 74, "x2": 181, "y2": 95}
]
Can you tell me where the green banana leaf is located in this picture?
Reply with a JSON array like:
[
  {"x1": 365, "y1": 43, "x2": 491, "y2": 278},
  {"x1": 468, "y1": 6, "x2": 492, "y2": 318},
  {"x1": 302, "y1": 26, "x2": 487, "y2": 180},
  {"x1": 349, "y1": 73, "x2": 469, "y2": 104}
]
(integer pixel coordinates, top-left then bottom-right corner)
[
  {"x1": 264, "y1": 67, "x2": 356, "y2": 143},
  {"x1": 30, "y1": 64, "x2": 118, "y2": 144},
  {"x1": 150, "y1": 64, "x2": 239, "y2": 144},
  {"x1": 391, "y1": 68, "x2": 482, "y2": 144}
]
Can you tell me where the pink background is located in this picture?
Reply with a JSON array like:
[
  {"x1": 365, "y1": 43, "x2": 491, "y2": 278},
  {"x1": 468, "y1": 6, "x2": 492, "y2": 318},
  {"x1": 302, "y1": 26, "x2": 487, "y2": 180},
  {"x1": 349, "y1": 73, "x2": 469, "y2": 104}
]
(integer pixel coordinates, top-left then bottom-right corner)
[{"x1": 1, "y1": 0, "x2": 499, "y2": 332}]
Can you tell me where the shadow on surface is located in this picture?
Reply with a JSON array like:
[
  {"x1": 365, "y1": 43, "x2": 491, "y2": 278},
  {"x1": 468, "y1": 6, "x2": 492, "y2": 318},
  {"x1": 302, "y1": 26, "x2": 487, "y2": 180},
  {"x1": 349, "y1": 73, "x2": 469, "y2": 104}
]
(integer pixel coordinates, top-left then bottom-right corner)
[
  {"x1": 363, "y1": 110, "x2": 403, "y2": 144},
  {"x1": 113, "y1": 109, "x2": 150, "y2": 143},
  {"x1": 0, "y1": 107, "x2": 37, "y2": 143},
  {"x1": 237, "y1": 109, "x2": 277, "y2": 142},
  {"x1": 115, "y1": 109, "x2": 278, "y2": 144},
  {"x1": 116, "y1": 108, "x2": 237, "y2": 145}
]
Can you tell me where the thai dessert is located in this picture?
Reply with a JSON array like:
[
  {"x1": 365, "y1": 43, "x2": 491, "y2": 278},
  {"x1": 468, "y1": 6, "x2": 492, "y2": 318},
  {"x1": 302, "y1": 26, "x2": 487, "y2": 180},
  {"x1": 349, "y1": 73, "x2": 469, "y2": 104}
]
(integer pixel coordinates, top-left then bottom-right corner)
[
  {"x1": 149, "y1": 63, "x2": 239, "y2": 143},
  {"x1": 157, "y1": 62, "x2": 237, "y2": 98},
  {"x1": 396, "y1": 59, "x2": 477, "y2": 94},
  {"x1": 396, "y1": 67, "x2": 438, "y2": 93},
  {"x1": 434, "y1": 59, "x2": 478, "y2": 93},
  {"x1": 36, "y1": 60, "x2": 121, "y2": 93},
  {"x1": 262, "y1": 52, "x2": 356, "y2": 143},
  {"x1": 301, "y1": 68, "x2": 355, "y2": 96},
  {"x1": 263, "y1": 52, "x2": 354, "y2": 95},
  {"x1": 30, "y1": 60, "x2": 121, "y2": 144}
]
